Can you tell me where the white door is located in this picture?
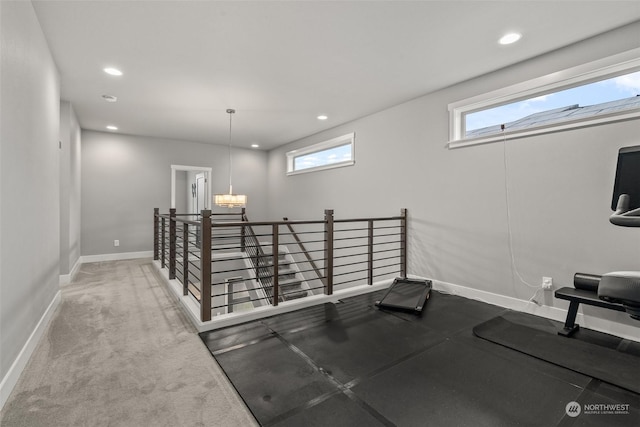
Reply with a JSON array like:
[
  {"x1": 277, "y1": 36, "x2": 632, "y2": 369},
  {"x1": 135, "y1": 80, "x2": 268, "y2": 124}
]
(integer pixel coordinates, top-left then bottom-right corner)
[{"x1": 196, "y1": 173, "x2": 207, "y2": 214}]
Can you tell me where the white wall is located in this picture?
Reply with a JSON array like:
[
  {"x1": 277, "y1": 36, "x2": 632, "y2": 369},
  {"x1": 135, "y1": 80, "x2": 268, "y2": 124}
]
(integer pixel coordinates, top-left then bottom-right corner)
[
  {"x1": 267, "y1": 22, "x2": 640, "y2": 330},
  {"x1": 81, "y1": 131, "x2": 268, "y2": 256},
  {"x1": 0, "y1": 0, "x2": 60, "y2": 400},
  {"x1": 59, "y1": 100, "x2": 81, "y2": 276}
]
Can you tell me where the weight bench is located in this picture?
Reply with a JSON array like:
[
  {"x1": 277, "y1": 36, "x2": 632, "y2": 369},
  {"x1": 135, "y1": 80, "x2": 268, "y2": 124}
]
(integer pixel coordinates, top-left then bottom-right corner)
[
  {"x1": 555, "y1": 273, "x2": 625, "y2": 337},
  {"x1": 555, "y1": 149, "x2": 640, "y2": 337}
]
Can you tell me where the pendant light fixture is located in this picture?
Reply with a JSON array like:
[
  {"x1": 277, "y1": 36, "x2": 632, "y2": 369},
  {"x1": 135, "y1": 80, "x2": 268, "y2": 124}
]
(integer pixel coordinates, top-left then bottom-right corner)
[{"x1": 214, "y1": 109, "x2": 247, "y2": 208}]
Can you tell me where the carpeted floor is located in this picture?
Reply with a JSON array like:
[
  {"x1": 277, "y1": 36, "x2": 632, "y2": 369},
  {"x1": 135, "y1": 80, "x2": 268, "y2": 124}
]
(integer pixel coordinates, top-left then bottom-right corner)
[{"x1": 0, "y1": 259, "x2": 258, "y2": 427}]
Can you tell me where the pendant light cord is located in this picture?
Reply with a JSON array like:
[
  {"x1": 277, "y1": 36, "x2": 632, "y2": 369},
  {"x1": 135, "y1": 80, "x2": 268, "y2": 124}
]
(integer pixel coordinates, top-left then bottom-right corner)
[{"x1": 227, "y1": 109, "x2": 235, "y2": 194}]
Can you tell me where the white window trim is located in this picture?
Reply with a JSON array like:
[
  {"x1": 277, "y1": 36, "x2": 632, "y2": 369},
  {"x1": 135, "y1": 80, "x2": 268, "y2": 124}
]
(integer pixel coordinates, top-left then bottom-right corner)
[
  {"x1": 286, "y1": 132, "x2": 355, "y2": 176},
  {"x1": 448, "y1": 48, "x2": 640, "y2": 149}
]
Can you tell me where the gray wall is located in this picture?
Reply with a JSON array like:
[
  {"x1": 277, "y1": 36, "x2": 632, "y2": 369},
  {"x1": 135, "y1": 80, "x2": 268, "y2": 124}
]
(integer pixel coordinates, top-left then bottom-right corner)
[
  {"x1": 81, "y1": 131, "x2": 268, "y2": 256},
  {"x1": 0, "y1": 0, "x2": 61, "y2": 382},
  {"x1": 59, "y1": 100, "x2": 81, "y2": 275},
  {"x1": 175, "y1": 170, "x2": 189, "y2": 213},
  {"x1": 267, "y1": 22, "x2": 640, "y2": 329}
]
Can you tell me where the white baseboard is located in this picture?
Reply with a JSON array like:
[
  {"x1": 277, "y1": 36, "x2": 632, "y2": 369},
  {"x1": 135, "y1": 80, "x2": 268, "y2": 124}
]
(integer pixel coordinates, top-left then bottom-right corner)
[
  {"x1": 0, "y1": 291, "x2": 61, "y2": 410},
  {"x1": 79, "y1": 251, "x2": 153, "y2": 264},
  {"x1": 409, "y1": 275, "x2": 640, "y2": 343},
  {"x1": 59, "y1": 257, "x2": 81, "y2": 285}
]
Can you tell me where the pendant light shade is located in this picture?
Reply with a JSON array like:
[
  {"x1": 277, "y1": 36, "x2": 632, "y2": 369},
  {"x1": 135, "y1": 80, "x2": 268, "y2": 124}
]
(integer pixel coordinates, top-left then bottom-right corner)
[{"x1": 215, "y1": 109, "x2": 247, "y2": 208}]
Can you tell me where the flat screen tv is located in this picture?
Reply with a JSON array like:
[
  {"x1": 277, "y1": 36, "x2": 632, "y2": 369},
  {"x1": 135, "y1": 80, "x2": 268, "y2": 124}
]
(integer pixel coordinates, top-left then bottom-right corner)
[{"x1": 611, "y1": 145, "x2": 640, "y2": 211}]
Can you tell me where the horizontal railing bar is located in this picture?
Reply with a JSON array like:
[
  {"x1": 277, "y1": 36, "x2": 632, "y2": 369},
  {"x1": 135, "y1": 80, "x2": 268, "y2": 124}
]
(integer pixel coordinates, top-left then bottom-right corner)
[
  {"x1": 201, "y1": 215, "x2": 402, "y2": 229},
  {"x1": 211, "y1": 291, "x2": 266, "y2": 300},
  {"x1": 284, "y1": 248, "x2": 326, "y2": 257},
  {"x1": 279, "y1": 229, "x2": 326, "y2": 236},
  {"x1": 334, "y1": 235, "x2": 369, "y2": 242},
  {"x1": 373, "y1": 225, "x2": 402, "y2": 231},
  {"x1": 334, "y1": 240, "x2": 400, "y2": 251},
  {"x1": 370, "y1": 254, "x2": 401, "y2": 263},
  {"x1": 372, "y1": 262, "x2": 402, "y2": 271},
  {"x1": 212, "y1": 266, "x2": 256, "y2": 275},
  {"x1": 334, "y1": 258, "x2": 372, "y2": 269},
  {"x1": 370, "y1": 272, "x2": 400, "y2": 281},
  {"x1": 281, "y1": 238, "x2": 326, "y2": 246},
  {"x1": 333, "y1": 275, "x2": 369, "y2": 287},
  {"x1": 276, "y1": 230, "x2": 327, "y2": 238},
  {"x1": 333, "y1": 243, "x2": 377, "y2": 251},
  {"x1": 372, "y1": 247, "x2": 402, "y2": 255},
  {"x1": 373, "y1": 232, "x2": 403, "y2": 238},
  {"x1": 333, "y1": 254, "x2": 403, "y2": 265},
  {"x1": 333, "y1": 226, "x2": 369, "y2": 233},
  {"x1": 370, "y1": 241, "x2": 402, "y2": 247},
  {"x1": 211, "y1": 219, "x2": 326, "y2": 228},
  {"x1": 334, "y1": 251, "x2": 369, "y2": 260},
  {"x1": 334, "y1": 216, "x2": 403, "y2": 223},
  {"x1": 334, "y1": 267, "x2": 369, "y2": 278}
]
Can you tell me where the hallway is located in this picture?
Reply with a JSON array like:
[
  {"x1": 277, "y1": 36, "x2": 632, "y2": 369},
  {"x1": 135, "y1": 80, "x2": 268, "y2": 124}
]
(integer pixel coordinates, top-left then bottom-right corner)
[{"x1": 0, "y1": 259, "x2": 257, "y2": 427}]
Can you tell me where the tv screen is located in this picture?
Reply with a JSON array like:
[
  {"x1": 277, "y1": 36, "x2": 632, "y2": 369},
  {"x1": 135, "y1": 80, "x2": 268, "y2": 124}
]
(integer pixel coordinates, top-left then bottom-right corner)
[{"x1": 611, "y1": 145, "x2": 640, "y2": 211}]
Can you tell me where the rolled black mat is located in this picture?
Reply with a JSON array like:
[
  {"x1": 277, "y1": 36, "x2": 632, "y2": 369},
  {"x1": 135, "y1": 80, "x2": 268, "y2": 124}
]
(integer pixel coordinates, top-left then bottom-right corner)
[
  {"x1": 473, "y1": 316, "x2": 640, "y2": 394},
  {"x1": 574, "y1": 273, "x2": 601, "y2": 292}
]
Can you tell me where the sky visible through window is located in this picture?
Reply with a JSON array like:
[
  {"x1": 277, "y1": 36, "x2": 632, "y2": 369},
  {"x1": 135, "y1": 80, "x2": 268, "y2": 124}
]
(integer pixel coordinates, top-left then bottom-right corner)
[
  {"x1": 294, "y1": 143, "x2": 352, "y2": 171},
  {"x1": 465, "y1": 71, "x2": 640, "y2": 133}
]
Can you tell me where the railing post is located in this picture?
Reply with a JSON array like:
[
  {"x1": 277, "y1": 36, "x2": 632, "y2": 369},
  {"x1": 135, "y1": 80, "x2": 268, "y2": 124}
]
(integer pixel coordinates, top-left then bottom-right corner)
[
  {"x1": 161, "y1": 216, "x2": 166, "y2": 268},
  {"x1": 183, "y1": 223, "x2": 189, "y2": 296},
  {"x1": 240, "y1": 207, "x2": 246, "y2": 252},
  {"x1": 400, "y1": 208, "x2": 407, "y2": 278},
  {"x1": 200, "y1": 210, "x2": 212, "y2": 321},
  {"x1": 324, "y1": 209, "x2": 334, "y2": 295},
  {"x1": 169, "y1": 208, "x2": 176, "y2": 279},
  {"x1": 154, "y1": 208, "x2": 159, "y2": 260},
  {"x1": 272, "y1": 224, "x2": 279, "y2": 306},
  {"x1": 368, "y1": 219, "x2": 374, "y2": 286}
]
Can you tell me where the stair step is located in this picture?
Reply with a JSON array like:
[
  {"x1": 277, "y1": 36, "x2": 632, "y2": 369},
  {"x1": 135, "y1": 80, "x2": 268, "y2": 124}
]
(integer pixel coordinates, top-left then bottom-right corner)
[
  {"x1": 282, "y1": 290, "x2": 308, "y2": 301},
  {"x1": 258, "y1": 249, "x2": 287, "y2": 257},
  {"x1": 279, "y1": 277, "x2": 301, "y2": 286},
  {"x1": 278, "y1": 268, "x2": 297, "y2": 279}
]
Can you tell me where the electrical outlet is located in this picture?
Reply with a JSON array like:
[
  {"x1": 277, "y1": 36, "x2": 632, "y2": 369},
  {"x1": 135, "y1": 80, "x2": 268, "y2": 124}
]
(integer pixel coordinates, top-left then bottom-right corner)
[
  {"x1": 542, "y1": 277, "x2": 553, "y2": 290},
  {"x1": 114, "y1": 240, "x2": 120, "y2": 247}
]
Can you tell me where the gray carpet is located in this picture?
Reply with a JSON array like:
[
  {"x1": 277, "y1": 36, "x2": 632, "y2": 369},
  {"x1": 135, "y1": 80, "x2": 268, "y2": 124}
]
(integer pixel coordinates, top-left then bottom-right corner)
[{"x1": 0, "y1": 259, "x2": 258, "y2": 427}]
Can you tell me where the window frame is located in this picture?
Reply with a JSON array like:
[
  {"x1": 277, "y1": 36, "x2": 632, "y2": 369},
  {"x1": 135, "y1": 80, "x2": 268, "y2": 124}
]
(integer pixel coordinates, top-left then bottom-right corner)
[
  {"x1": 448, "y1": 48, "x2": 640, "y2": 149},
  {"x1": 286, "y1": 132, "x2": 355, "y2": 176}
]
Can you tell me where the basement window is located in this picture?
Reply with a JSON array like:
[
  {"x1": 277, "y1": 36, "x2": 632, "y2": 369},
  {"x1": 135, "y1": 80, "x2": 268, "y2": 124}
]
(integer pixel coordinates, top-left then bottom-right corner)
[
  {"x1": 448, "y1": 49, "x2": 640, "y2": 148},
  {"x1": 286, "y1": 133, "x2": 355, "y2": 175}
]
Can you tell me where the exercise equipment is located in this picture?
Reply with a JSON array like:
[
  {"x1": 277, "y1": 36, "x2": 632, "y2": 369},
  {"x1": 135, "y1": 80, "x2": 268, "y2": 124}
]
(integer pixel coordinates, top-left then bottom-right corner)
[
  {"x1": 555, "y1": 273, "x2": 626, "y2": 337},
  {"x1": 598, "y1": 145, "x2": 640, "y2": 319},
  {"x1": 375, "y1": 277, "x2": 432, "y2": 314},
  {"x1": 556, "y1": 146, "x2": 640, "y2": 334}
]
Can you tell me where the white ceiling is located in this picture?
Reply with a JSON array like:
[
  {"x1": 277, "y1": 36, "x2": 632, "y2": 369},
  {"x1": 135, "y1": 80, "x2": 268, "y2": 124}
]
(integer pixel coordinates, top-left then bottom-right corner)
[{"x1": 32, "y1": 1, "x2": 640, "y2": 151}]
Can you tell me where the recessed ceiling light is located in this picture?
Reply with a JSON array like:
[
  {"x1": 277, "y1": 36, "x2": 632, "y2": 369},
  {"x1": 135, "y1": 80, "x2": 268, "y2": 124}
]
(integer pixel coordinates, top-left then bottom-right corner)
[
  {"x1": 106, "y1": 125, "x2": 118, "y2": 131},
  {"x1": 317, "y1": 115, "x2": 328, "y2": 120},
  {"x1": 103, "y1": 67, "x2": 123, "y2": 76},
  {"x1": 102, "y1": 94, "x2": 118, "y2": 102},
  {"x1": 251, "y1": 144, "x2": 260, "y2": 148},
  {"x1": 499, "y1": 33, "x2": 522, "y2": 45}
]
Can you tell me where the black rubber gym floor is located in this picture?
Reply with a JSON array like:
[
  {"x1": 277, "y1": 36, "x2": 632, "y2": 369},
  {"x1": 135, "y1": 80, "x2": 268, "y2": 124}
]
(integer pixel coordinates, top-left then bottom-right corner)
[{"x1": 200, "y1": 290, "x2": 640, "y2": 426}]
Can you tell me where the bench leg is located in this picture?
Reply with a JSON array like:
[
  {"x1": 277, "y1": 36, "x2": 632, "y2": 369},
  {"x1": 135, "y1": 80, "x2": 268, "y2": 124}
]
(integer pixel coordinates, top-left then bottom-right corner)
[{"x1": 558, "y1": 301, "x2": 580, "y2": 337}]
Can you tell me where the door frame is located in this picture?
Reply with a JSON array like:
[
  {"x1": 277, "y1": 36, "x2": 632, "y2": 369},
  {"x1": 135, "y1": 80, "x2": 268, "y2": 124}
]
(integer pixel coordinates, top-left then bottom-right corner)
[{"x1": 170, "y1": 165, "x2": 212, "y2": 211}]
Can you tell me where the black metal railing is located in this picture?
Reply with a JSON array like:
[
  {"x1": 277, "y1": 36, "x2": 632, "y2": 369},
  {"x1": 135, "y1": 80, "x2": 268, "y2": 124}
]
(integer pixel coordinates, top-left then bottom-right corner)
[{"x1": 154, "y1": 208, "x2": 407, "y2": 322}]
